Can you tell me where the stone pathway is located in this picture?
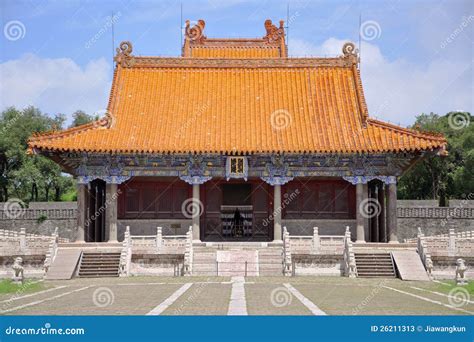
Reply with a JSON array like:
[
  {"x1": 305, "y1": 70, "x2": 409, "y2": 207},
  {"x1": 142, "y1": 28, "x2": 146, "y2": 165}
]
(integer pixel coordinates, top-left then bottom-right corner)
[
  {"x1": 147, "y1": 283, "x2": 193, "y2": 315},
  {"x1": 283, "y1": 283, "x2": 326, "y2": 315},
  {"x1": 1, "y1": 286, "x2": 91, "y2": 314},
  {"x1": 382, "y1": 285, "x2": 474, "y2": 314},
  {"x1": 227, "y1": 276, "x2": 247, "y2": 315}
]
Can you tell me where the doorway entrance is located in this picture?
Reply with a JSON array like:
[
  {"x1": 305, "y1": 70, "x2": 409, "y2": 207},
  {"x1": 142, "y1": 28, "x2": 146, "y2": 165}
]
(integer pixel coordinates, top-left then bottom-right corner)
[
  {"x1": 202, "y1": 179, "x2": 272, "y2": 241},
  {"x1": 86, "y1": 179, "x2": 106, "y2": 242}
]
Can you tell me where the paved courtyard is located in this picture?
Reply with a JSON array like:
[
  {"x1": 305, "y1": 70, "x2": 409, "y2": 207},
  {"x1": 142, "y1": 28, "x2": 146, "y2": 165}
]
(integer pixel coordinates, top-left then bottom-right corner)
[{"x1": 0, "y1": 276, "x2": 472, "y2": 316}]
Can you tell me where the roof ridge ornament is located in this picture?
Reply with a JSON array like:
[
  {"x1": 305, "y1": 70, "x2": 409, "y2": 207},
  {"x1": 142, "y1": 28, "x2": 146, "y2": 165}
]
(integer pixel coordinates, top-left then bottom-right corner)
[
  {"x1": 342, "y1": 42, "x2": 359, "y2": 65},
  {"x1": 185, "y1": 19, "x2": 206, "y2": 43},
  {"x1": 114, "y1": 41, "x2": 135, "y2": 68},
  {"x1": 263, "y1": 19, "x2": 285, "y2": 44}
]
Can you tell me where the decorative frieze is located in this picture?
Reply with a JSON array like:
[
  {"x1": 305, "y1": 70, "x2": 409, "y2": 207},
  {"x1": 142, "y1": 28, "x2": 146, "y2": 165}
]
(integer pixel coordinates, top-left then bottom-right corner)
[
  {"x1": 342, "y1": 175, "x2": 397, "y2": 185},
  {"x1": 63, "y1": 152, "x2": 415, "y2": 182},
  {"x1": 179, "y1": 156, "x2": 212, "y2": 184}
]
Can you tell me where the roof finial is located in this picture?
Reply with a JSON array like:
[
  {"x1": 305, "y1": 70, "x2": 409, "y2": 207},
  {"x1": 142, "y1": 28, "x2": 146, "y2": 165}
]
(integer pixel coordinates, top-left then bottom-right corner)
[
  {"x1": 263, "y1": 19, "x2": 285, "y2": 44},
  {"x1": 114, "y1": 41, "x2": 135, "y2": 67},
  {"x1": 185, "y1": 19, "x2": 206, "y2": 43},
  {"x1": 342, "y1": 42, "x2": 359, "y2": 65}
]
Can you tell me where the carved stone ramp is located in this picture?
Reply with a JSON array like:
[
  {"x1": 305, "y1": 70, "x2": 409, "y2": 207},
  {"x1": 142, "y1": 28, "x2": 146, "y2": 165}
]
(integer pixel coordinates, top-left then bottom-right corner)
[
  {"x1": 45, "y1": 248, "x2": 82, "y2": 280},
  {"x1": 391, "y1": 250, "x2": 430, "y2": 281}
]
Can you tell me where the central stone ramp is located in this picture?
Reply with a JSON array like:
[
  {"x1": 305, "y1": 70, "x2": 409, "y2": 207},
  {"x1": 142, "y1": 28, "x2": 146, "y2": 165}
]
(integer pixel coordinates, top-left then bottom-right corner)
[
  {"x1": 217, "y1": 250, "x2": 258, "y2": 276},
  {"x1": 192, "y1": 242, "x2": 283, "y2": 276},
  {"x1": 45, "y1": 248, "x2": 81, "y2": 280},
  {"x1": 391, "y1": 250, "x2": 430, "y2": 281}
]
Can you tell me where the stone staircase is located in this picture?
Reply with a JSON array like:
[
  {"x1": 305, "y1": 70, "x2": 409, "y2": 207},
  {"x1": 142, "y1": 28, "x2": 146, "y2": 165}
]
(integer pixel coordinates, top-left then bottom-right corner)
[
  {"x1": 354, "y1": 253, "x2": 396, "y2": 278},
  {"x1": 259, "y1": 247, "x2": 285, "y2": 276},
  {"x1": 192, "y1": 242, "x2": 283, "y2": 276},
  {"x1": 78, "y1": 252, "x2": 121, "y2": 278}
]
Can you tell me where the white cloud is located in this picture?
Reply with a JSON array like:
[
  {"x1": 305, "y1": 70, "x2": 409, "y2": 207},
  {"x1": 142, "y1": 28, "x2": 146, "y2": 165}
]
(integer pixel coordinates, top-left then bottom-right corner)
[
  {"x1": 289, "y1": 38, "x2": 472, "y2": 125},
  {"x1": 0, "y1": 54, "x2": 111, "y2": 119}
]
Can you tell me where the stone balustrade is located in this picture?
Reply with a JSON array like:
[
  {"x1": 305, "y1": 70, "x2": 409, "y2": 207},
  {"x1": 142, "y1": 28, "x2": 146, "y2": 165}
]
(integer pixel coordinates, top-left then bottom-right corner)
[
  {"x1": 0, "y1": 228, "x2": 69, "y2": 256},
  {"x1": 129, "y1": 226, "x2": 188, "y2": 254},
  {"x1": 343, "y1": 227, "x2": 357, "y2": 277},
  {"x1": 288, "y1": 226, "x2": 345, "y2": 255},
  {"x1": 414, "y1": 228, "x2": 474, "y2": 258}
]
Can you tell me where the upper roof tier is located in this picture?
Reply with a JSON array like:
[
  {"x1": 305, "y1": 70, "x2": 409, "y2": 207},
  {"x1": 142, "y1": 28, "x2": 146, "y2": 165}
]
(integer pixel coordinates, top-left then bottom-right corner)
[
  {"x1": 28, "y1": 19, "x2": 446, "y2": 156},
  {"x1": 182, "y1": 19, "x2": 287, "y2": 58}
]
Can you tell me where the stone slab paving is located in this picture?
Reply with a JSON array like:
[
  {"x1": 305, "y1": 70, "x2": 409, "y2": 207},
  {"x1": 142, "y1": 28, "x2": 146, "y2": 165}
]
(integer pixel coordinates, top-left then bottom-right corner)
[
  {"x1": 4, "y1": 283, "x2": 183, "y2": 315},
  {"x1": 1, "y1": 276, "x2": 472, "y2": 316},
  {"x1": 293, "y1": 283, "x2": 470, "y2": 315},
  {"x1": 245, "y1": 283, "x2": 312, "y2": 315},
  {"x1": 163, "y1": 283, "x2": 231, "y2": 315}
]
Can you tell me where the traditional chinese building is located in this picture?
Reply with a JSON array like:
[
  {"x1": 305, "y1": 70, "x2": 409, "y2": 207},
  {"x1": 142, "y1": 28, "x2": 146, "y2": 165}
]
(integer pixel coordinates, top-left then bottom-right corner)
[{"x1": 28, "y1": 19, "x2": 446, "y2": 247}]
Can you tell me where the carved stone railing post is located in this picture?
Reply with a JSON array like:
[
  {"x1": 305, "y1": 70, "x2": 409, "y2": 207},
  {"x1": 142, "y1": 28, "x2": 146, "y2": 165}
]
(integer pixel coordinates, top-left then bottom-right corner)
[
  {"x1": 448, "y1": 228, "x2": 456, "y2": 257},
  {"x1": 343, "y1": 226, "x2": 357, "y2": 277},
  {"x1": 312, "y1": 227, "x2": 320, "y2": 252},
  {"x1": 283, "y1": 226, "x2": 292, "y2": 276},
  {"x1": 416, "y1": 227, "x2": 433, "y2": 279},
  {"x1": 156, "y1": 226, "x2": 163, "y2": 250},
  {"x1": 183, "y1": 226, "x2": 193, "y2": 276},
  {"x1": 43, "y1": 227, "x2": 59, "y2": 276},
  {"x1": 119, "y1": 226, "x2": 132, "y2": 277}
]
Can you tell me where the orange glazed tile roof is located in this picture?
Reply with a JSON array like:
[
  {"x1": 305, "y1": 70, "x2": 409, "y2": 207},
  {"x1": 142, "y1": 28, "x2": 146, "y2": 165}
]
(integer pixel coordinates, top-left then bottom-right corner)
[
  {"x1": 28, "y1": 21, "x2": 446, "y2": 156},
  {"x1": 190, "y1": 45, "x2": 281, "y2": 58},
  {"x1": 183, "y1": 19, "x2": 287, "y2": 58}
]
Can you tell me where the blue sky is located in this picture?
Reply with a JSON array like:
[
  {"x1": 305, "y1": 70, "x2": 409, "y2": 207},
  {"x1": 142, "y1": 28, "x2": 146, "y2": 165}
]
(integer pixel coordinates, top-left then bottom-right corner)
[{"x1": 1, "y1": 0, "x2": 472, "y2": 125}]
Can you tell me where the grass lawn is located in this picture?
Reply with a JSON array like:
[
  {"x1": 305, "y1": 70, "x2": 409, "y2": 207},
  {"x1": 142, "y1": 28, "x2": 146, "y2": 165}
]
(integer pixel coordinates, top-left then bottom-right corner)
[
  {"x1": 0, "y1": 279, "x2": 46, "y2": 295},
  {"x1": 434, "y1": 280, "x2": 474, "y2": 295}
]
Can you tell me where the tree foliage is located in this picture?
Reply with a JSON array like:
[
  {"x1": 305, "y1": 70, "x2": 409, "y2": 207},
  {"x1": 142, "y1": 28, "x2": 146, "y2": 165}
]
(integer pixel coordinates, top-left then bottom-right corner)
[
  {"x1": 0, "y1": 106, "x2": 95, "y2": 203},
  {"x1": 398, "y1": 112, "x2": 473, "y2": 204}
]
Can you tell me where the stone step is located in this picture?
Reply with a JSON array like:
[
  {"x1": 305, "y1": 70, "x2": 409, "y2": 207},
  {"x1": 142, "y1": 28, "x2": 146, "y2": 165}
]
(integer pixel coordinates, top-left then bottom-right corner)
[
  {"x1": 78, "y1": 273, "x2": 119, "y2": 277},
  {"x1": 355, "y1": 252, "x2": 395, "y2": 278},
  {"x1": 355, "y1": 255, "x2": 393, "y2": 258},
  {"x1": 77, "y1": 251, "x2": 120, "y2": 278}
]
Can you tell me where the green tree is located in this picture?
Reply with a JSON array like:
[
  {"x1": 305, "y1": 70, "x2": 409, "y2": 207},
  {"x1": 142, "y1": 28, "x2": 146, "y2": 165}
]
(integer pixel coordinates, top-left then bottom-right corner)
[
  {"x1": 70, "y1": 110, "x2": 96, "y2": 128},
  {"x1": 398, "y1": 112, "x2": 473, "y2": 204},
  {"x1": 0, "y1": 106, "x2": 74, "y2": 202}
]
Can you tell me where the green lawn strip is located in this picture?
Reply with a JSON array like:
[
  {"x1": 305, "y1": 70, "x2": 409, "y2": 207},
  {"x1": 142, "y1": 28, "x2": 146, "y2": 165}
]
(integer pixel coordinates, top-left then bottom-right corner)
[
  {"x1": 0, "y1": 279, "x2": 46, "y2": 295},
  {"x1": 386, "y1": 279, "x2": 474, "y2": 313},
  {"x1": 163, "y1": 283, "x2": 231, "y2": 315},
  {"x1": 433, "y1": 280, "x2": 474, "y2": 295},
  {"x1": 245, "y1": 283, "x2": 312, "y2": 315},
  {"x1": 292, "y1": 281, "x2": 466, "y2": 315},
  {"x1": 7, "y1": 283, "x2": 182, "y2": 316}
]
